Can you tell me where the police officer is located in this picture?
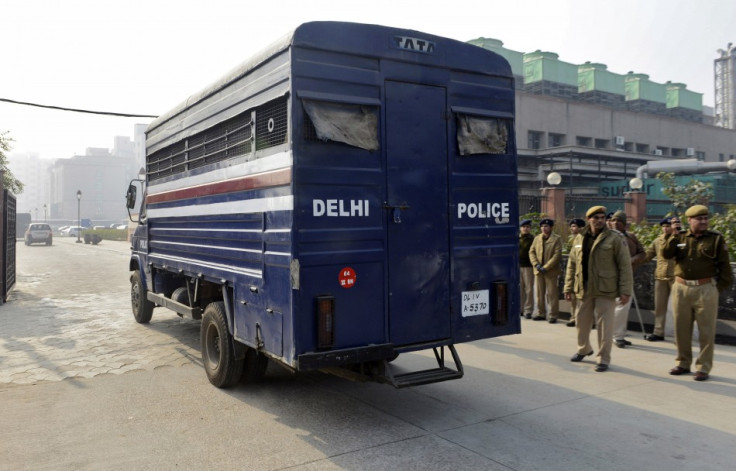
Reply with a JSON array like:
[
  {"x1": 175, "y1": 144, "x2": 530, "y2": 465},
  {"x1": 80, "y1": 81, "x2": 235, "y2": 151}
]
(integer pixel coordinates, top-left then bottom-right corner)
[
  {"x1": 566, "y1": 218, "x2": 586, "y2": 327},
  {"x1": 662, "y1": 205, "x2": 732, "y2": 381},
  {"x1": 564, "y1": 206, "x2": 633, "y2": 372},
  {"x1": 642, "y1": 217, "x2": 676, "y2": 341},
  {"x1": 519, "y1": 219, "x2": 535, "y2": 319},
  {"x1": 670, "y1": 216, "x2": 686, "y2": 234},
  {"x1": 610, "y1": 210, "x2": 646, "y2": 348},
  {"x1": 529, "y1": 218, "x2": 563, "y2": 323}
]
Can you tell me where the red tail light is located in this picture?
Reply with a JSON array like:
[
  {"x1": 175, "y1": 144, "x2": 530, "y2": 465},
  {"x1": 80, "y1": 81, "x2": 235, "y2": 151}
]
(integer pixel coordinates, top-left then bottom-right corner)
[
  {"x1": 493, "y1": 282, "x2": 508, "y2": 325},
  {"x1": 316, "y1": 296, "x2": 335, "y2": 349}
]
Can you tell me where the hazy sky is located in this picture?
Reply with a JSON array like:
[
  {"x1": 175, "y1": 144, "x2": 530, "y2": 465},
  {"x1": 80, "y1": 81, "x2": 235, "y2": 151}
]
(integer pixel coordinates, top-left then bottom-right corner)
[{"x1": 2, "y1": 0, "x2": 734, "y2": 159}]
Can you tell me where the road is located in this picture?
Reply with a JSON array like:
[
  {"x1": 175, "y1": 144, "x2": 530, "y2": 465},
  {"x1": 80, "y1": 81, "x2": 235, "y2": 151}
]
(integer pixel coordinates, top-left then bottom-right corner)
[{"x1": 1, "y1": 236, "x2": 735, "y2": 470}]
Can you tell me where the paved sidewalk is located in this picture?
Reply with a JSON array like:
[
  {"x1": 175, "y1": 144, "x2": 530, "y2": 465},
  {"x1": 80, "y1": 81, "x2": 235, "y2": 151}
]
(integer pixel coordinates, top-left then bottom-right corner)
[{"x1": 0, "y1": 238, "x2": 202, "y2": 386}]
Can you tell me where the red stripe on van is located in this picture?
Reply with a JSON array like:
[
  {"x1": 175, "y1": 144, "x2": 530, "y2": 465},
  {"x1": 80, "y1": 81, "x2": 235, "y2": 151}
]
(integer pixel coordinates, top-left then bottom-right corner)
[{"x1": 146, "y1": 168, "x2": 292, "y2": 204}]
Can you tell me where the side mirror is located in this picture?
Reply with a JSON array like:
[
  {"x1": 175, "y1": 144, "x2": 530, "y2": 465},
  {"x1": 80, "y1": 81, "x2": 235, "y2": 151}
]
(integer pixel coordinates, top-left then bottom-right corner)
[{"x1": 125, "y1": 184, "x2": 137, "y2": 209}]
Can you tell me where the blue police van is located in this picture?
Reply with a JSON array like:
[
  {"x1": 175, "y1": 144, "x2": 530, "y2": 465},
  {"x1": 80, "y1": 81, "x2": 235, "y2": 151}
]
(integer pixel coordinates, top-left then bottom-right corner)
[{"x1": 126, "y1": 21, "x2": 520, "y2": 388}]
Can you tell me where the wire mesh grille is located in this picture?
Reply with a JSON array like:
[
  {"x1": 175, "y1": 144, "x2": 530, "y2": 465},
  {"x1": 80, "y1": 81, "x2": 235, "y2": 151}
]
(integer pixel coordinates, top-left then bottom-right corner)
[
  {"x1": 255, "y1": 96, "x2": 288, "y2": 150},
  {"x1": 147, "y1": 96, "x2": 286, "y2": 182}
]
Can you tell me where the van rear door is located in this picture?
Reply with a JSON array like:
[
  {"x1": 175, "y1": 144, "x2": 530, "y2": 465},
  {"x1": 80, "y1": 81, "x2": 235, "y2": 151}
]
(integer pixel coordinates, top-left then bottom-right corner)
[{"x1": 385, "y1": 80, "x2": 451, "y2": 346}]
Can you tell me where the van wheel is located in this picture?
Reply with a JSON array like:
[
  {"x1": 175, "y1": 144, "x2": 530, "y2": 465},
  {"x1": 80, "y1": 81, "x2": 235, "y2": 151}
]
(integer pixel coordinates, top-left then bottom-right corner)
[
  {"x1": 131, "y1": 270, "x2": 154, "y2": 324},
  {"x1": 171, "y1": 287, "x2": 190, "y2": 306},
  {"x1": 241, "y1": 348, "x2": 268, "y2": 384},
  {"x1": 201, "y1": 302, "x2": 243, "y2": 388}
]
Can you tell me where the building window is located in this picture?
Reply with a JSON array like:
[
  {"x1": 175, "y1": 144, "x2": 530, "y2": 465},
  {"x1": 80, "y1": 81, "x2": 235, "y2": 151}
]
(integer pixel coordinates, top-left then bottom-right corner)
[
  {"x1": 696, "y1": 151, "x2": 706, "y2": 161},
  {"x1": 548, "y1": 133, "x2": 565, "y2": 148},
  {"x1": 594, "y1": 139, "x2": 609, "y2": 149},
  {"x1": 623, "y1": 142, "x2": 633, "y2": 152},
  {"x1": 636, "y1": 143, "x2": 649, "y2": 154},
  {"x1": 719, "y1": 153, "x2": 725, "y2": 162},
  {"x1": 528, "y1": 131, "x2": 543, "y2": 150},
  {"x1": 654, "y1": 147, "x2": 668, "y2": 156},
  {"x1": 576, "y1": 136, "x2": 591, "y2": 147},
  {"x1": 672, "y1": 148, "x2": 684, "y2": 157}
]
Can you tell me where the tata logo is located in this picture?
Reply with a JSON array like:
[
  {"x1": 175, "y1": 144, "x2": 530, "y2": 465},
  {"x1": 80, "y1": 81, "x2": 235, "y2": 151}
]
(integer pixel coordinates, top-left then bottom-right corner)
[{"x1": 392, "y1": 36, "x2": 435, "y2": 54}]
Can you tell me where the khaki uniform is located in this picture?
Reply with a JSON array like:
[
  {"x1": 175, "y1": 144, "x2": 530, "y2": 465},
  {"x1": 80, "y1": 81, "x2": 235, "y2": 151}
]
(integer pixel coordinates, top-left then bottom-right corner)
[
  {"x1": 564, "y1": 226, "x2": 633, "y2": 366},
  {"x1": 529, "y1": 232, "x2": 562, "y2": 320},
  {"x1": 613, "y1": 230, "x2": 645, "y2": 341},
  {"x1": 662, "y1": 229, "x2": 732, "y2": 374},
  {"x1": 519, "y1": 233, "x2": 535, "y2": 316},
  {"x1": 567, "y1": 235, "x2": 579, "y2": 323},
  {"x1": 644, "y1": 234, "x2": 676, "y2": 337}
]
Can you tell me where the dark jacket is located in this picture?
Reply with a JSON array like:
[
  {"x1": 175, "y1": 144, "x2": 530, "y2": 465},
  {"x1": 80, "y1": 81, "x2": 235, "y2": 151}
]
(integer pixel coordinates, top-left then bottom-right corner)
[{"x1": 519, "y1": 233, "x2": 534, "y2": 267}]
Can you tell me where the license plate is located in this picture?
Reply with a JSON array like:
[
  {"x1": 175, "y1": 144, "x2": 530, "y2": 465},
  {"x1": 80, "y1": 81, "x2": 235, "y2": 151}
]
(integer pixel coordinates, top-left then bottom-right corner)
[{"x1": 461, "y1": 290, "x2": 489, "y2": 317}]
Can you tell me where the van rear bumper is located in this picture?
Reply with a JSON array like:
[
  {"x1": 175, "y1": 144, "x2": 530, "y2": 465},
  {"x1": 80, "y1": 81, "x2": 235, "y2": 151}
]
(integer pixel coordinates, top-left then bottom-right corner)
[{"x1": 297, "y1": 343, "x2": 395, "y2": 371}]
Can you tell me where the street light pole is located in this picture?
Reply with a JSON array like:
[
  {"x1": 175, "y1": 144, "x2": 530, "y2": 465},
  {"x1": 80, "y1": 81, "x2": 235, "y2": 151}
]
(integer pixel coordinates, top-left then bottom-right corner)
[{"x1": 76, "y1": 190, "x2": 82, "y2": 243}]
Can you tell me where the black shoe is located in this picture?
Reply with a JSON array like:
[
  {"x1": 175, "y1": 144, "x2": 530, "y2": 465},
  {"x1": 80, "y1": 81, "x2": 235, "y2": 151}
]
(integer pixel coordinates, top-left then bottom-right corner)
[
  {"x1": 669, "y1": 366, "x2": 691, "y2": 376},
  {"x1": 548, "y1": 318, "x2": 557, "y2": 324},
  {"x1": 566, "y1": 320, "x2": 575, "y2": 327},
  {"x1": 595, "y1": 364, "x2": 609, "y2": 372},
  {"x1": 570, "y1": 351, "x2": 594, "y2": 362},
  {"x1": 614, "y1": 339, "x2": 632, "y2": 348},
  {"x1": 524, "y1": 314, "x2": 532, "y2": 319},
  {"x1": 646, "y1": 335, "x2": 664, "y2": 342},
  {"x1": 532, "y1": 316, "x2": 546, "y2": 321},
  {"x1": 694, "y1": 371, "x2": 709, "y2": 381}
]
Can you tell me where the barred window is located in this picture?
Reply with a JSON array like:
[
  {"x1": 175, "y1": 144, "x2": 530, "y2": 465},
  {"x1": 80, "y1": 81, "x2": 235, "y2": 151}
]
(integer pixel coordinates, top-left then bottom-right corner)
[
  {"x1": 457, "y1": 114, "x2": 510, "y2": 155},
  {"x1": 147, "y1": 96, "x2": 289, "y2": 182},
  {"x1": 302, "y1": 99, "x2": 379, "y2": 151}
]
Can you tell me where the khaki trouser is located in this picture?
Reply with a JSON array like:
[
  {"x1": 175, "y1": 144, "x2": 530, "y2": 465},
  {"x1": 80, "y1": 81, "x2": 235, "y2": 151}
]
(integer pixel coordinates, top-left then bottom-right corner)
[
  {"x1": 613, "y1": 295, "x2": 633, "y2": 341},
  {"x1": 520, "y1": 267, "x2": 534, "y2": 315},
  {"x1": 652, "y1": 279, "x2": 673, "y2": 337},
  {"x1": 569, "y1": 296, "x2": 579, "y2": 323},
  {"x1": 535, "y1": 272, "x2": 559, "y2": 319},
  {"x1": 576, "y1": 296, "x2": 616, "y2": 366},
  {"x1": 672, "y1": 281, "x2": 718, "y2": 374}
]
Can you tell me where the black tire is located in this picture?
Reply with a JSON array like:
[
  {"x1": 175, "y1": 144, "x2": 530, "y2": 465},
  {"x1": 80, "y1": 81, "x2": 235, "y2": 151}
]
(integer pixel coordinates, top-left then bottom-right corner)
[
  {"x1": 201, "y1": 302, "x2": 243, "y2": 388},
  {"x1": 240, "y1": 348, "x2": 268, "y2": 384},
  {"x1": 171, "y1": 287, "x2": 190, "y2": 306},
  {"x1": 131, "y1": 270, "x2": 154, "y2": 324}
]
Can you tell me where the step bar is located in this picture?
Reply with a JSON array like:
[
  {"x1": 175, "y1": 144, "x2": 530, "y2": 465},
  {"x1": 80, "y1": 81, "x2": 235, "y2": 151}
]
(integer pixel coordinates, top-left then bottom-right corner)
[{"x1": 382, "y1": 344, "x2": 464, "y2": 388}]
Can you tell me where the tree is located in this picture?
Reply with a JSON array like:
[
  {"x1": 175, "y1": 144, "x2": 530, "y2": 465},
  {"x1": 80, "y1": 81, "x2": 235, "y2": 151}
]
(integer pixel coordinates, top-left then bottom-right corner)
[
  {"x1": 0, "y1": 131, "x2": 24, "y2": 194},
  {"x1": 656, "y1": 171, "x2": 713, "y2": 215}
]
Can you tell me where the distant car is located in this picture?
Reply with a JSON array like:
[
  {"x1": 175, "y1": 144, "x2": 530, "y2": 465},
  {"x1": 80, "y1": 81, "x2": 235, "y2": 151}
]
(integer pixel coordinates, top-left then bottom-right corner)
[
  {"x1": 92, "y1": 226, "x2": 106, "y2": 230},
  {"x1": 115, "y1": 224, "x2": 128, "y2": 230},
  {"x1": 57, "y1": 225, "x2": 69, "y2": 235},
  {"x1": 61, "y1": 226, "x2": 85, "y2": 237},
  {"x1": 24, "y1": 223, "x2": 53, "y2": 246}
]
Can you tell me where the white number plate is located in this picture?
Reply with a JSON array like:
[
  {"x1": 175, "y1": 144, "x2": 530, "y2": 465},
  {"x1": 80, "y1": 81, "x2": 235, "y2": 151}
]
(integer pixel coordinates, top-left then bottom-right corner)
[{"x1": 461, "y1": 290, "x2": 489, "y2": 317}]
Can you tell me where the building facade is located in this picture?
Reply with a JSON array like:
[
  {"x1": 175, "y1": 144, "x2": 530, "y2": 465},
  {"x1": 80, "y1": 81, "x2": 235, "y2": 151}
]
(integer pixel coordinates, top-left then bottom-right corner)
[
  {"x1": 48, "y1": 147, "x2": 138, "y2": 224},
  {"x1": 469, "y1": 38, "x2": 736, "y2": 219}
]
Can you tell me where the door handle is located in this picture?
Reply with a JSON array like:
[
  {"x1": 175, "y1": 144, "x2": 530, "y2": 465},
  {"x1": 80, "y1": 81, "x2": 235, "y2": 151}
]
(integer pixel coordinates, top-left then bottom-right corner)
[{"x1": 383, "y1": 202, "x2": 410, "y2": 224}]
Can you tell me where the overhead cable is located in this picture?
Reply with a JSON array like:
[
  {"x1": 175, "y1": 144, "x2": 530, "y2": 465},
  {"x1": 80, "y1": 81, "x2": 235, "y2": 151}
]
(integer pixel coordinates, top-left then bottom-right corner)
[{"x1": 0, "y1": 97, "x2": 158, "y2": 118}]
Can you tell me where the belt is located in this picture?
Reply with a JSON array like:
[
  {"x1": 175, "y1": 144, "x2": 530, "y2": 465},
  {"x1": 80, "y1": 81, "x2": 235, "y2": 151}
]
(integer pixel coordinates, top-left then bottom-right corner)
[{"x1": 675, "y1": 276, "x2": 713, "y2": 286}]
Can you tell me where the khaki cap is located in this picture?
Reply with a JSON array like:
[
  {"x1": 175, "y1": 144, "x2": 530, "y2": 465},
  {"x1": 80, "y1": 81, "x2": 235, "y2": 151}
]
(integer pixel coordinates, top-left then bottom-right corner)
[
  {"x1": 612, "y1": 210, "x2": 627, "y2": 222},
  {"x1": 586, "y1": 205, "x2": 607, "y2": 218},
  {"x1": 685, "y1": 205, "x2": 709, "y2": 218}
]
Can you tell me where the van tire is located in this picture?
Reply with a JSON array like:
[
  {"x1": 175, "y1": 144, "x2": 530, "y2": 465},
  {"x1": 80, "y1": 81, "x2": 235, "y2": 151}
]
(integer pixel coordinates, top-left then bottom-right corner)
[
  {"x1": 201, "y1": 302, "x2": 243, "y2": 388},
  {"x1": 171, "y1": 287, "x2": 190, "y2": 306},
  {"x1": 131, "y1": 270, "x2": 154, "y2": 324}
]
